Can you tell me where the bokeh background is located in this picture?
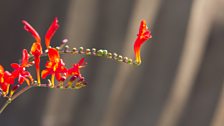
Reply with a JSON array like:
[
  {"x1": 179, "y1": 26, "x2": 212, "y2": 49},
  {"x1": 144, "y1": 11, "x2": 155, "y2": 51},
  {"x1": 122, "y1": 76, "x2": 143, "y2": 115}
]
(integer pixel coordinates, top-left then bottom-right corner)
[{"x1": 0, "y1": 0, "x2": 224, "y2": 126}]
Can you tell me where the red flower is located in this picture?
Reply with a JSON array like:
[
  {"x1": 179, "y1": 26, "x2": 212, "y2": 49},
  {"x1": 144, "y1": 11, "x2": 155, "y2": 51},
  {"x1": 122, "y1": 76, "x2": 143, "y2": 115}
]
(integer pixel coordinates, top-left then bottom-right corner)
[
  {"x1": 67, "y1": 58, "x2": 86, "y2": 78},
  {"x1": 0, "y1": 65, "x2": 9, "y2": 95},
  {"x1": 41, "y1": 48, "x2": 67, "y2": 87},
  {"x1": 45, "y1": 17, "x2": 59, "y2": 48},
  {"x1": 11, "y1": 49, "x2": 33, "y2": 85},
  {"x1": 66, "y1": 58, "x2": 86, "y2": 88},
  {"x1": 22, "y1": 20, "x2": 42, "y2": 84},
  {"x1": 134, "y1": 20, "x2": 152, "y2": 64},
  {"x1": 0, "y1": 65, "x2": 14, "y2": 96}
]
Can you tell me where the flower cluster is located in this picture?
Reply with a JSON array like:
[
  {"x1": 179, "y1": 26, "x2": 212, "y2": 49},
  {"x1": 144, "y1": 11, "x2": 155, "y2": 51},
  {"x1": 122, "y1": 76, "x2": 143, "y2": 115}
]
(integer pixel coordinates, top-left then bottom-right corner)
[{"x1": 0, "y1": 17, "x2": 151, "y2": 113}]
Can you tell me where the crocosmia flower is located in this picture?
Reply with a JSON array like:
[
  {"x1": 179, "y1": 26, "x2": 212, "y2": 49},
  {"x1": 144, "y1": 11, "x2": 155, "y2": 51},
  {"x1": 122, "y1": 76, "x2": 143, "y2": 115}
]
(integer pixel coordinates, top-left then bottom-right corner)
[
  {"x1": 134, "y1": 20, "x2": 152, "y2": 64},
  {"x1": 67, "y1": 58, "x2": 86, "y2": 78},
  {"x1": 0, "y1": 66, "x2": 14, "y2": 96},
  {"x1": 45, "y1": 17, "x2": 59, "y2": 48},
  {"x1": 22, "y1": 20, "x2": 42, "y2": 84},
  {"x1": 41, "y1": 48, "x2": 67, "y2": 87},
  {"x1": 11, "y1": 49, "x2": 33, "y2": 85},
  {"x1": 0, "y1": 65, "x2": 9, "y2": 95},
  {"x1": 67, "y1": 58, "x2": 86, "y2": 88}
]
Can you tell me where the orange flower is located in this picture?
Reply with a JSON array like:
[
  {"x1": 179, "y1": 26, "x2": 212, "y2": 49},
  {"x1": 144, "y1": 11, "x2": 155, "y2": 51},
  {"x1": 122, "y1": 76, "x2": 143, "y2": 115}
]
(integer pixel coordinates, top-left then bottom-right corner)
[
  {"x1": 134, "y1": 20, "x2": 152, "y2": 64},
  {"x1": 45, "y1": 17, "x2": 59, "y2": 48},
  {"x1": 41, "y1": 48, "x2": 67, "y2": 87},
  {"x1": 22, "y1": 20, "x2": 42, "y2": 84},
  {"x1": 10, "y1": 49, "x2": 33, "y2": 85}
]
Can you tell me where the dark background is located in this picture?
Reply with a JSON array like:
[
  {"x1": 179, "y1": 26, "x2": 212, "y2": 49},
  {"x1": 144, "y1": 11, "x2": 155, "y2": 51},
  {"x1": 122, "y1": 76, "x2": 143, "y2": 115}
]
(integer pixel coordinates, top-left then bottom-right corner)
[{"x1": 0, "y1": 0, "x2": 224, "y2": 126}]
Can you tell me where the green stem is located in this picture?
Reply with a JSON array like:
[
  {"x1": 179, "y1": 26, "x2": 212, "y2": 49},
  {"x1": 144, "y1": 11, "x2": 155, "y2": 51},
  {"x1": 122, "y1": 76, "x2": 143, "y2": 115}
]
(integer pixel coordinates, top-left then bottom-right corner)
[
  {"x1": 0, "y1": 98, "x2": 11, "y2": 114},
  {"x1": 0, "y1": 85, "x2": 33, "y2": 114}
]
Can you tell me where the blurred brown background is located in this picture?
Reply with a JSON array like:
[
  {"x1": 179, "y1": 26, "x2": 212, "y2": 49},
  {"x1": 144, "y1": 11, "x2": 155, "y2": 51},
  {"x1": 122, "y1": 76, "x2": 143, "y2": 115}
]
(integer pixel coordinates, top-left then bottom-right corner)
[{"x1": 0, "y1": 0, "x2": 224, "y2": 126}]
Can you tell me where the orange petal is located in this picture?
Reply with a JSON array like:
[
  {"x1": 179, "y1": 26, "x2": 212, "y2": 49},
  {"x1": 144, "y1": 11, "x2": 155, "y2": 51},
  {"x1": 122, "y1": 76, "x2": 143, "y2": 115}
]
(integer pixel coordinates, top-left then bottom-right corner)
[
  {"x1": 48, "y1": 48, "x2": 60, "y2": 62},
  {"x1": 0, "y1": 65, "x2": 4, "y2": 74},
  {"x1": 45, "y1": 17, "x2": 59, "y2": 48},
  {"x1": 31, "y1": 42, "x2": 42, "y2": 56},
  {"x1": 0, "y1": 65, "x2": 4, "y2": 83},
  {"x1": 41, "y1": 69, "x2": 51, "y2": 79},
  {"x1": 134, "y1": 20, "x2": 152, "y2": 64},
  {"x1": 22, "y1": 20, "x2": 41, "y2": 43}
]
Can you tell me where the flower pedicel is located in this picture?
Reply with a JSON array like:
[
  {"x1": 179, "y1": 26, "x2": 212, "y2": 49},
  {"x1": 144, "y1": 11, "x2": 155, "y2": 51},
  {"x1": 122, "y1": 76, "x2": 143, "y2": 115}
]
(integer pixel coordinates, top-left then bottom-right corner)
[{"x1": 0, "y1": 18, "x2": 152, "y2": 114}]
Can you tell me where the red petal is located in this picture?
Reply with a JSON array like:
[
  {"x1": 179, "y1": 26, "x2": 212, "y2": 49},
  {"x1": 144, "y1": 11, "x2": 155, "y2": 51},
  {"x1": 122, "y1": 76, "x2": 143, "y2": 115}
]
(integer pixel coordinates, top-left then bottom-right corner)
[
  {"x1": 55, "y1": 72, "x2": 62, "y2": 81},
  {"x1": 78, "y1": 58, "x2": 86, "y2": 66},
  {"x1": 18, "y1": 75, "x2": 25, "y2": 84},
  {"x1": 22, "y1": 49, "x2": 29, "y2": 67},
  {"x1": 48, "y1": 48, "x2": 60, "y2": 62},
  {"x1": 0, "y1": 83, "x2": 9, "y2": 92},
  {"x1": 58, "y1": 60, "x2": 67, "y2": 72},
  {"x1": 22, "y1": 20, "x2": 41, "y2": 43},
  {"x1": 11, "y1": 63, "x2": 20, "y2": 69},
  {"x1": 45, "y1": 17, "x2": 59, "y2": 48},
  {"x1": 4, "y1": 71, "x2": 14, "y2": 84},
  {"x1": 21, "y1": 71, "x2": 31, "y2": 77}
]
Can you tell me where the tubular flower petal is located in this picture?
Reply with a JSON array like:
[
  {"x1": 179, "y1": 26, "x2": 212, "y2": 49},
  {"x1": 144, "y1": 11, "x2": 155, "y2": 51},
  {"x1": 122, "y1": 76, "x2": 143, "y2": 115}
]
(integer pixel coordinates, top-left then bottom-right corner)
[
  {"x1": 134, "y1": 20, "x2": 152, "y2": 64},
  {"x1": 45, "y1": 17, "x2": 59, "y2": 48},
  {"x1": 22, "y1": 20, "x2": 41, "y2": 43}
]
